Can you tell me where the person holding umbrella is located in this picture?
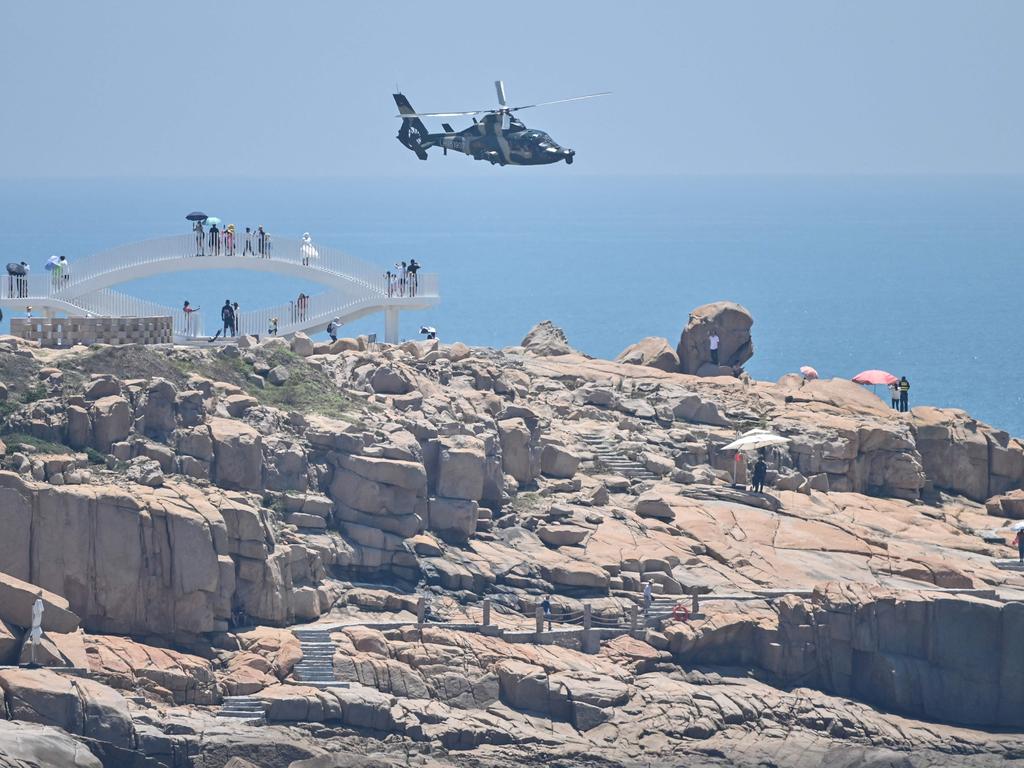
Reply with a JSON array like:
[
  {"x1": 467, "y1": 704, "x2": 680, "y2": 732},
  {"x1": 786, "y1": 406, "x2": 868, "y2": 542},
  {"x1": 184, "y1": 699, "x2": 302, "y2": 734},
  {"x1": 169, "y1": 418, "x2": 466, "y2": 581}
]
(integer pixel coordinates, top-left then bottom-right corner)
[{"x1": 187, "y1": 212, "x2": 207, "y2": 256}]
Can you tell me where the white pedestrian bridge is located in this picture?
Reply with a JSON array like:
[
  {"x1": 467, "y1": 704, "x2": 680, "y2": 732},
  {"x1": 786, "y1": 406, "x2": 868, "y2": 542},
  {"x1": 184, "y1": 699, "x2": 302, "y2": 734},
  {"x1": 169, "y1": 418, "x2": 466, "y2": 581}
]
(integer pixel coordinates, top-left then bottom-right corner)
[{"x1": 0, "y1": 234, "x2": 438, "y2": 343}]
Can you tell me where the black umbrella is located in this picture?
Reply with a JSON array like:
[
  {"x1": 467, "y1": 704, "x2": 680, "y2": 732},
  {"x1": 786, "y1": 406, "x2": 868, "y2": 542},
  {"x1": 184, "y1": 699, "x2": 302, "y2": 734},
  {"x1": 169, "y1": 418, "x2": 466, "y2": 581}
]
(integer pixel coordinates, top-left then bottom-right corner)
[
  {"x1": 6, "y1": 263, "x2": 26, "y2": 276},
  {"x1": 186, "y1": 211, "x2": 208, "y2": 222}
]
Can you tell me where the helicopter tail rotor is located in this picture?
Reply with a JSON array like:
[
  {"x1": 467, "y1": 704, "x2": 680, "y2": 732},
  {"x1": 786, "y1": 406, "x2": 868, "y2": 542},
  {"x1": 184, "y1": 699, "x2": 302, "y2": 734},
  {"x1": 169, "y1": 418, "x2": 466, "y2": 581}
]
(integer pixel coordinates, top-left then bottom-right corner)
[{"x1": 393, "y1": 93, "x2": 430, "y2": 160}]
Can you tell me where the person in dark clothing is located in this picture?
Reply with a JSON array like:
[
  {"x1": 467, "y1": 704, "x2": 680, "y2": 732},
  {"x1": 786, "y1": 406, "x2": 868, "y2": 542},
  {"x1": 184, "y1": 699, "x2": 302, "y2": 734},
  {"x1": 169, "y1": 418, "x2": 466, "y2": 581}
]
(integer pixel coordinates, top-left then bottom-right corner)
[
  {"x1": 407, "y1": 259, "x2": 420, "y2": 296},
  {"x1": 752, "y1": 455, "x2": 768, "y2": 493},
  {"x1": 257, "y1": 226, "x2": 267, "y2": 257},
  {"x1": 209, "y1": 223, "x2": 221, "y2": 256},
  {"x1": 541, "y1": 596, "x2": 552, "y2": 631},
  {"x1": 221, "y1": 300, "x2": 235, "y2": 337},
  {"x1": 1015, "y1": 531, "x2": 1024, "y2": 566},
  {"x1": 899, "y1": 376, "x2": 910, "y2": 412},
  {"x1": 326, "y1": 318, "x2": 340, "y2": 342}
]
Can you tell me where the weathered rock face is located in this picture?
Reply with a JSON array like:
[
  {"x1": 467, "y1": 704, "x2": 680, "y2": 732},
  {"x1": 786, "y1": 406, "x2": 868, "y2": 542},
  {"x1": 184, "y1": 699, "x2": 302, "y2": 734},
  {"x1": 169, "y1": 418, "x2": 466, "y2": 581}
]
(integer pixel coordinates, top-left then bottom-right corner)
[
  {"x1": 521, "y1": 321, "x2": 573, "y2": 356},
  {"x1": 912, "y1": 407, "x2": 1024, "y2": 502},
  {"x1": 0, "y1": 667, "x2": 135, "y2": 749},
  {"x1": 0, "y1": 719, "x2": 103, "y2": 768},
  {"x1": 615, "y1": 337, "x2": 679, "y2": 373},
  {"x1": 0, "y1": 570, "x2": 80, "y2": 634},
  {"x1": 676, "y1": 301, "x2": 754, "y2": 375},
  {"x1": 209, "y1": 417, "x2": 264, "y2": 491},
  {"x1": 0, "y1": 472, "x2": 305, "y2": 636},
  {"x1": 666, "y1": 584, "x2": 1024, "y2": 730}
]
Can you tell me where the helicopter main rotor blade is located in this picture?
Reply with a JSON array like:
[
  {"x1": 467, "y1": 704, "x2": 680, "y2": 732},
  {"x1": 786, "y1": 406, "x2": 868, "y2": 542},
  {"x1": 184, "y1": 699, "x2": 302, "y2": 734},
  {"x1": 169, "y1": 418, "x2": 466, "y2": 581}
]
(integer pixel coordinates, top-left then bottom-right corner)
[
  {"x1": 495, "y1": 80, "x2": 508, "y2": 108},
  {"x1": 395, "y1": 109, "x2": 491, "y2": 118},
  {"x1": 509, "y1": 92, "x2": 611, "y2": 112}
]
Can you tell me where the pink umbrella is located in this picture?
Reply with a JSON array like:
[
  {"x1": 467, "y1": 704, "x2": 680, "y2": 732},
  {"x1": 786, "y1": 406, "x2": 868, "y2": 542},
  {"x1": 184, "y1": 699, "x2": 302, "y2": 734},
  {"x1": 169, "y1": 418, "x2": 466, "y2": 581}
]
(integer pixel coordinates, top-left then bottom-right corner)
[
  {"x1": 800, "y1": 365, "x2": 819, "y2": 380},
  {"x1": 852, "y1": 369, "x2": 897, "y2": 385}
]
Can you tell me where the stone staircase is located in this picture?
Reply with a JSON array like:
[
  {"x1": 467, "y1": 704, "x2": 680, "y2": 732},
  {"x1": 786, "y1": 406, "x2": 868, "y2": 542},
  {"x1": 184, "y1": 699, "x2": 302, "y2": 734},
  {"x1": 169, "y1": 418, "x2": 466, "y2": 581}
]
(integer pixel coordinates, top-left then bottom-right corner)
[
  {"x1": 580, "y1": 433, "x2": 658, "y2": 481},
  {"x1": 292, "y1": 628, "x2": 349, "y2": 688},
  {"x1": 216, "y1": 695, "x2": 266, "y2": 724}
]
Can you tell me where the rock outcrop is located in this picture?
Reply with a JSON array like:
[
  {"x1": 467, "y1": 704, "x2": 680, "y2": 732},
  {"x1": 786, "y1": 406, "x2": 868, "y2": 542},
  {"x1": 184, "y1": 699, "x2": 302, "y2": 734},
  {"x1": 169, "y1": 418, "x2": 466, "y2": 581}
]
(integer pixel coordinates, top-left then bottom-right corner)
[
  {"x1": 615, "y1": 336, "x2": 679, "y2": 372},
  {"x1": 521, "y1": 321, "x2": 573, "y2": 356},
  {"x1": 676, "y1": 301, "x2": 754, "y2": 375}
]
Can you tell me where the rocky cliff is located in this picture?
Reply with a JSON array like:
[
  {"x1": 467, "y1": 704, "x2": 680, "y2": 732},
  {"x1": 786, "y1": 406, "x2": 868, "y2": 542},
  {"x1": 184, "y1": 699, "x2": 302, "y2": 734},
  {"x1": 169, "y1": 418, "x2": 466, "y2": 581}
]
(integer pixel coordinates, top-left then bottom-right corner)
[{"x1": 0, "y1": 325, "x2": 1023, "y2": 767}]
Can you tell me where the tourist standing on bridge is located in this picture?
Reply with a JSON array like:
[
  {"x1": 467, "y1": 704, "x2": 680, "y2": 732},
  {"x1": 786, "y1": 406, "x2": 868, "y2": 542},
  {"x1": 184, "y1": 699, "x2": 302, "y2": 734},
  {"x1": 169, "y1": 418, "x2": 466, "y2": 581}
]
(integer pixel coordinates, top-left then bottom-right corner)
[
  {"x1": 257, "y1": 226, "x2": 267, "y2": 257},
  {"x1": 221, "y1": 300, "x2": 235, "y2": 337},
  {"x1": 182, "y1": 301, "x2": 199, "y2": 335},
  {"x1": 209, "y1": 223, "x2": 221, "y2": 256},
  {"x1": 194, "y1": 220, "x2": 205, "y2": 256},
  {"x1": 243, "y1": 227, "x2": 254, "y2": 256},
  {"x1": 57, "y1": 256, "x2": 70, "y2": 283},
  {"x1": 407, "y1": 259, "x2": 420, "y2": 297},
  {"x1": 225, "y1": 225, "x2": 235, "y2": 256},
  {"x1": 295, "y1": 293, "x2": 309, "y2": 322}
]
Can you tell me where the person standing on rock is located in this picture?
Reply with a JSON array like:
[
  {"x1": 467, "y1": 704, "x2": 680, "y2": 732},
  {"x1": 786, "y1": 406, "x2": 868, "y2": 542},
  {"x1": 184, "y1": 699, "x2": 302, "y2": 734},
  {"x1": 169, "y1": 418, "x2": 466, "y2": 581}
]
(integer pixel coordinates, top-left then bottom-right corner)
[
  {"x1": 643, "y1": 581, "x2": 653, "y2": 615},
  {"x1": 752, "y1": 455, "x2": 768, "y2": 493},
  {"x1": 888, "y1": 382, "x2": 900, "y2": 410},
  {"x1": 541, "y1": 596, "x2": 552, "y2": 631},
  {"x1": 899, "y1": 376, "x2": 911, "y2": 412},
  {"x1": 1014, "y1": 530, "x2": 1024, "y2": 566},
  {"x1": 709, "y1": 330, "x2": 720, "y2": 365}
]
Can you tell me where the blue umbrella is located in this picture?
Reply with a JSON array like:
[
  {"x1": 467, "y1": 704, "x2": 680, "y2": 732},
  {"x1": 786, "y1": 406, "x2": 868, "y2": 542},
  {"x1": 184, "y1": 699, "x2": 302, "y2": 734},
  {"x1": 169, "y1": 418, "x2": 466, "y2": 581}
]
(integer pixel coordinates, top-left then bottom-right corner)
[{"x1": 205, "y1": 217, "x2": 222, "y2": 227}]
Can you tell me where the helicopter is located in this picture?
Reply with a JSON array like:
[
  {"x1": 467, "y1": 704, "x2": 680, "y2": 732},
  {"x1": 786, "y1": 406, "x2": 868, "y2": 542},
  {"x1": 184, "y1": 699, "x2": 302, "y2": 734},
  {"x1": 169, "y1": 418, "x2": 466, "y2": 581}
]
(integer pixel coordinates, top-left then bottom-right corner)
[{"x1": 393, "y1": 80, "x2": 608, "y2": 166}]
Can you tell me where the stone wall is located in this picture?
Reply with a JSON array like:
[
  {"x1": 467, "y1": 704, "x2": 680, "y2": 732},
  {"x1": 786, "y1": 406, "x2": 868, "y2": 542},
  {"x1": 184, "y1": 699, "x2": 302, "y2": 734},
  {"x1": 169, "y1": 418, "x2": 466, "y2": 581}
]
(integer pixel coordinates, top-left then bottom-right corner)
[{"x1": 10, "y1": 316, "x2": 171, "y2": 347}]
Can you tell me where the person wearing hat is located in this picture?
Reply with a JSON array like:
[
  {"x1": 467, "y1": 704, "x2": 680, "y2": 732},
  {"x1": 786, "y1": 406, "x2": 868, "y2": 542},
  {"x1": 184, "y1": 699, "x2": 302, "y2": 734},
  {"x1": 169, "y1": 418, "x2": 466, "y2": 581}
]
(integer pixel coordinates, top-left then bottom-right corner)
[
  {"x1": 225, "y1": 224, "x2": 235, "y2": 256},
  {"x1": 326, "y1": 317, "x2": 341, "y2": 342}
]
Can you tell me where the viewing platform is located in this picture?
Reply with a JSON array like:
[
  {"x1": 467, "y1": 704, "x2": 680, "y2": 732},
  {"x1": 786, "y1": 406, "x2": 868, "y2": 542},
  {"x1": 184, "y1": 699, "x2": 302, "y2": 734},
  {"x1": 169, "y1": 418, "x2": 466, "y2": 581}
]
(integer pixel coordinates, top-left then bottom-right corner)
[{"x1": 0, "y1": 234, "x2": 439, "y2": 344}]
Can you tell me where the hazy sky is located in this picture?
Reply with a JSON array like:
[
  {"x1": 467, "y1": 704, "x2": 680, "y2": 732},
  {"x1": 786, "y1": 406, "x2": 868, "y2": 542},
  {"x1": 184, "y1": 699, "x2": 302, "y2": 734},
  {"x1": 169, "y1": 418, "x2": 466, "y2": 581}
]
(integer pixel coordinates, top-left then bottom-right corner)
[{"x1": 1, "y1": 1, "x2": 1020, "y2": 177}]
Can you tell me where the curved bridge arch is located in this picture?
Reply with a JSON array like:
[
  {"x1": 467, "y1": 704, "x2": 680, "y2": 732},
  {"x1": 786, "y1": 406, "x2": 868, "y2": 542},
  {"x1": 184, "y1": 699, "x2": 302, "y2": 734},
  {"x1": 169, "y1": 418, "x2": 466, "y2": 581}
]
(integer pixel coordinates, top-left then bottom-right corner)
[{"x1": 0, "y1": 234, "x2": 438, "y2": 342}]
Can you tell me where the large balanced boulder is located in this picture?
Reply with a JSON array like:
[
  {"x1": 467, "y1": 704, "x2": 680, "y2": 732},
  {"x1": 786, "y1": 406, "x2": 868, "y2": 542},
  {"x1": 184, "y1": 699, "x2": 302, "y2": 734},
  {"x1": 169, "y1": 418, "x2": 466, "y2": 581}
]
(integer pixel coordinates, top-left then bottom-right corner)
[
  {"x1": 521, "y1": 321, "x2": 573, "y2": 356},
  {"x1": 676, "y1": 302, "x2": 754, "y2": 375},
  {"x1": 615, "y1": 337, "x2": 679, "y2": 372}
]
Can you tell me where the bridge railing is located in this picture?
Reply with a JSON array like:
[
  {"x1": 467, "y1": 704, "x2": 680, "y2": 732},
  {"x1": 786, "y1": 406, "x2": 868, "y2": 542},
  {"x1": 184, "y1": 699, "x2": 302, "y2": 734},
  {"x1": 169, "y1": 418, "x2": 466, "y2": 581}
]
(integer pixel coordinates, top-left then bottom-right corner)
[
  {"x1": 46, "y1": 233, "x2": 431, "y2": 298},
  {"x1": 73, "y1": 289, "x2": 205, "y2": 339}
]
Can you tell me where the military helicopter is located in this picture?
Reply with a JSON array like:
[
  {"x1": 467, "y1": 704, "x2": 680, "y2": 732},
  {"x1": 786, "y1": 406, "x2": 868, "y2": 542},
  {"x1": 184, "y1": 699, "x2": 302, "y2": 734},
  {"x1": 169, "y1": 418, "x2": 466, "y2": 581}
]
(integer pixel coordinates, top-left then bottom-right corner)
[{"x1": 393, "y1": 80, "x2": 608, "y2": 166}]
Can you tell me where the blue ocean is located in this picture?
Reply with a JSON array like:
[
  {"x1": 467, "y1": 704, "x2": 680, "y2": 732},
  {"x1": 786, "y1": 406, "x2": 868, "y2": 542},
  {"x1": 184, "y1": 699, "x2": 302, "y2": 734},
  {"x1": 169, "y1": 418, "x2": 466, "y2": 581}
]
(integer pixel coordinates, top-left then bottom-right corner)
[{"x1": 0, "y1": 176, "x2": 1021, "y2": 435}]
